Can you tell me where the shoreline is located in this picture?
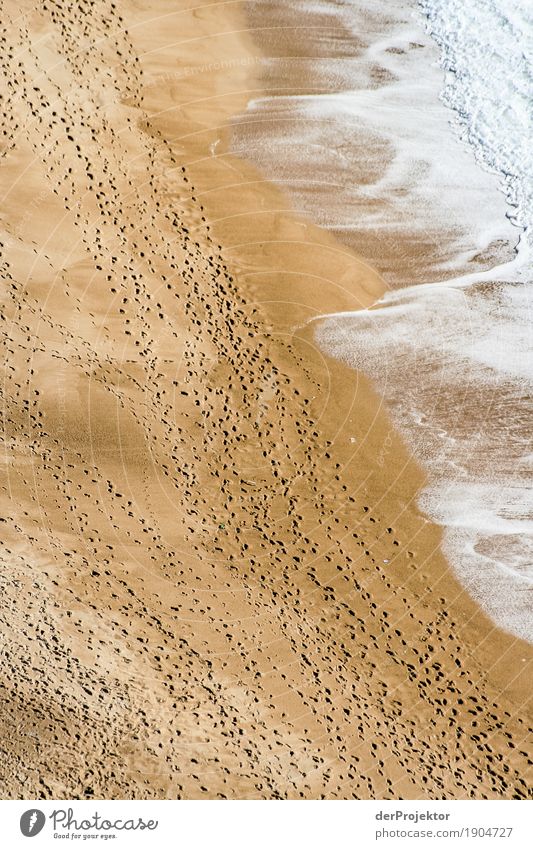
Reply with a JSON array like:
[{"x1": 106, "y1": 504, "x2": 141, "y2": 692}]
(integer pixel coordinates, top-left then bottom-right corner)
[
  {"x1": 145, "y1": 0, "x2": 531, "y2": 664},
  {"x1": 132, "y1": 0, "x2": 532, "y2": 785},
  {"x1": 0, "y1": 0, "x2": 530, "y2": 800}
]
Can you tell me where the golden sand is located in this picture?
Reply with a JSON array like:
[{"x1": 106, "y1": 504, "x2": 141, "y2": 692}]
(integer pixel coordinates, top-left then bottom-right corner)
[{"x1": 0, "y1": 0, "x2": 531, "y2": 799}]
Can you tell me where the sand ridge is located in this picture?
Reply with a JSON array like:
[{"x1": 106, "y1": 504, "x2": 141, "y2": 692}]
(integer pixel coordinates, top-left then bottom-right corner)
[{"x1": 0, "y1": 0, "x2": 531, "y2": 799}]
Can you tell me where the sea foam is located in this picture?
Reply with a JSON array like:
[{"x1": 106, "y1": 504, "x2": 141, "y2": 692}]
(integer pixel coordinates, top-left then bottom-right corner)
[
  {"x1": 316, "y1": 0, "x2": 532, "y2": 640},
  {"x1": 420, "y1": 0, "x2": 532, "y2": 249},
  {"x1": 233, "y1": 0, "x2": 533, "y2": 640},
  {"x1": 233, "y1": 0, "x2": 519, "y2": 286}
]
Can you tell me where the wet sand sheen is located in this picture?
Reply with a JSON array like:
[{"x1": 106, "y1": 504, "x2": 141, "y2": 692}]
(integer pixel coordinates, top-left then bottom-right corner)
[{"x1": 0, "y1": 0, "x2": 531, "y2": 800}]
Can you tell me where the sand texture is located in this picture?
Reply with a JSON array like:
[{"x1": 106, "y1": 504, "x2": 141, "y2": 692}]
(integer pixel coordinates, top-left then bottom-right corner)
[{"x1": 0, "y1": 0, "x2": 531, "y2": 800}]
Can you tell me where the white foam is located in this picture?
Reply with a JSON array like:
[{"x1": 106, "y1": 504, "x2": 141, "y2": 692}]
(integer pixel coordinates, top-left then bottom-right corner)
[
  {"x1": 316, "y1": 274, "x2": 533, "y2": 641},
  {"x1": 312, "y1": 0, "x2": 533, "y2": 642},
  {"x1": 420, "y1": 0, "x2": 533, "y2": 248},
  {"x1": 236, "y1": 0, "x2": 533, "y2": 640},
  {"x1": 234, "y1": 0, "x2": 519, "y2": 285}
]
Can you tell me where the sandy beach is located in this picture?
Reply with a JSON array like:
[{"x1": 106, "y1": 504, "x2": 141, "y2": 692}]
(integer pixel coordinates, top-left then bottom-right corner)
[{"x1": 0, "y1": 0, "x2": 531, "y2": 800}]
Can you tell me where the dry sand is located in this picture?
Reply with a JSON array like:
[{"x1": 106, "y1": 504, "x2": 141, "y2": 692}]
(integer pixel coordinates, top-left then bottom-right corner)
[{"x1": 0, "y1": 0, "x2": 531, "y2": 800}]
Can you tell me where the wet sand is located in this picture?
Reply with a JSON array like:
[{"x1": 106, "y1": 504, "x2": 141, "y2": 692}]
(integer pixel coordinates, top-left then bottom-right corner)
[
  {"x1": 0, "y1": 0, "x2": 531, "y2": 800},
  {"x1": 230, "y1": 0, "x2": 516, "y2": 288}
]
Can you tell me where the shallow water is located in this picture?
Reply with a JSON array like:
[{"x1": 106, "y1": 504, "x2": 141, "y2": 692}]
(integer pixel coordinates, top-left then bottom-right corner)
[
  {"x1": 235, "y1": 0, "x2": 518, "y2": 286},
  {"x1": 234, "y1": 0, "x2": 533, "y2": 641},
  {"x1": 315, "y1": 273, "x2": 533, "y2": 641}
]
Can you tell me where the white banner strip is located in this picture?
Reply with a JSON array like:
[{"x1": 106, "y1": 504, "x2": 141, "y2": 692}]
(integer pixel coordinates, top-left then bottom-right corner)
[{"x1": 1, "y1": 799, "x2": 531, "y2": 848}]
